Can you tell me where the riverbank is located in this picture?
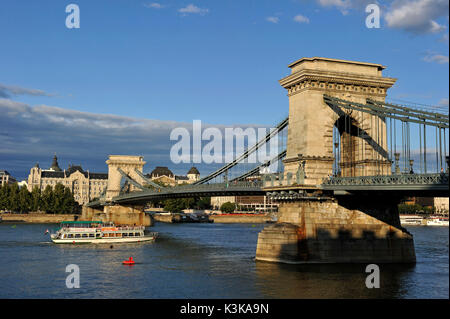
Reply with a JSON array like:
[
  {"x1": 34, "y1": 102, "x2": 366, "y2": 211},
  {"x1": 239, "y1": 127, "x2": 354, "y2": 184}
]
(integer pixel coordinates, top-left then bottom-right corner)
[{"x1": 0, "y1": 213, "x2": 77, "y2": 223}]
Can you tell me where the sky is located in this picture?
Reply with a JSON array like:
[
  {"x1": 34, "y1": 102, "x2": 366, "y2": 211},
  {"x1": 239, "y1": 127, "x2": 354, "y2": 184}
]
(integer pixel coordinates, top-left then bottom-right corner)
[{"x1": 0, "y1": 0, "x2": 448, "y2": 180}]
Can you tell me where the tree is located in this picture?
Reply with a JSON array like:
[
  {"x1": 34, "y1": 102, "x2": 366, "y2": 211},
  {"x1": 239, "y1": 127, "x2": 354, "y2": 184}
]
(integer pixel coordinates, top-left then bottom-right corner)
[
  {"x1": 8, "y1": 183, "x2": 20, "y2": 212},
  {"x1": 196, "y1": 197, "x2": 211, "y2": 210},
  {"x1": 163, "y1": 198, "x2": 186, "y2": 214},
  {"x1": 220, "y1": 202, "x2": 236, "y2": 214},
  {"x1": 52, "y1": 183, "x2": 66, "y2": 213},
  {"x1": 41, "y1": 185, "x2": 54, "y2": 213},
  {"x1": 17, "y1": 186, "x2": 31, "y2": 213},
  {"x1": 61, "y1": 186, "x2": 77, "y2": 214},
  {"x1": 30, "y1": 186, "x2": 41, "y2": 212},
  {"x1": 0, "y1": 184, "x2": 10, "y2": 211}
]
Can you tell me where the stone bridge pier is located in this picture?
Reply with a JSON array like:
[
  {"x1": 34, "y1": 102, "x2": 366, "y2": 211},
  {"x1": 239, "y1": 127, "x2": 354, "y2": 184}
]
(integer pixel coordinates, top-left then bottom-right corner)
[{"x1": 255, "y1": 57, "x2": 415, "y2": 264}]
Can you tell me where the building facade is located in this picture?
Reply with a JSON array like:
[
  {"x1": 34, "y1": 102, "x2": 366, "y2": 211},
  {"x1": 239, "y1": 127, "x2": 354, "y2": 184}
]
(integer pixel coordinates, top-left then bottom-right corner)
[
  {"x1": 0, "y1": 170, "x2": 16, "y2": 187},
  {"x1": 146, "y1": 166, "x2": 200, "y2": 186},
  {"x1": 27, "y1": 155, "x2": 108, "y2": 205},
  {"x1": 211, "y1": 195, "x2": 278, "y2": 212}
]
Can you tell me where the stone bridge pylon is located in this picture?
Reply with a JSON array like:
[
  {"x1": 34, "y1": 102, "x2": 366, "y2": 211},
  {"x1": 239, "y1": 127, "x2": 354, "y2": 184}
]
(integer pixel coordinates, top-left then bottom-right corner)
[
  {"x1": 256, "y1": 57, "x2": 416, "y2": 264},
  {"x1": 82, "y1": 155, "x2": 152, "y2": 226},
  {"x1": 280, "y1": 57, "x2": 396, "y2": 184},
  {"x1": 105, "y1": 155, "x2": 147, "y2": 200}
]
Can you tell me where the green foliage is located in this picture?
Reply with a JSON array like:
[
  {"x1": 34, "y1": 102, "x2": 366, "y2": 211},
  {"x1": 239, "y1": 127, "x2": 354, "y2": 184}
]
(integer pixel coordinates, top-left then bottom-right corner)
[
  {"x1": 398, "y1": 203, "x2": 431, "y2": 214},
  {"x1": 161, "y1": 196, "x2": 211, "y2": 213},
  {"x1": 41, "y1": 185, "x2": 54, "y2": 213},
  {"x1": 18, "y1": 186, "x2": 31, "y2": 213},
  {"x1": 196, "y1": 197, "x2": 211, "y2": 210},
  {"x1": 30, "y1": 186, "x2": 41, "y2": 212},
  {"x1": 220, "y1": 202, "x2": 236, "y2": 214},
  {"x1": 0, "y1": 183, "x2": 78, "y2": 214},
  {"x1": 0, "y1": 184, "x2": 10, "y2": 210},
  {"x1": 163, "y1": 198, "x2": 186, "y2": 214},
  {"x1": 8, "y1": 183, "x2": 20, "y2": 212}
]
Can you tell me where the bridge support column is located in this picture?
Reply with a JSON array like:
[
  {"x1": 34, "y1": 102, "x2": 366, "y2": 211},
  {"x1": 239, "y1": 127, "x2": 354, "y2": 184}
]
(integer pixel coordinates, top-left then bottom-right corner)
[
  {"x1": 81, "y1": 205, "x2": 153, "y2": 226},
  {"x1": 255, "y1": 196, "x2": 415, "y2": 263}
]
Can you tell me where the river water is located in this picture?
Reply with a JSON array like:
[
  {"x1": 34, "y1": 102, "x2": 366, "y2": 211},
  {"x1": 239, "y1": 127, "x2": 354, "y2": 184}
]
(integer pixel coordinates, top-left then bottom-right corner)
[{"x1": 0, "y1": 222, "x2": 447, "y2": 299}]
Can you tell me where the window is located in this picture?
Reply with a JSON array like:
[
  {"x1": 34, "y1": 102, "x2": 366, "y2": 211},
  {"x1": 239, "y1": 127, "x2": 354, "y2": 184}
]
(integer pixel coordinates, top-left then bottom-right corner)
[
  {"x1": 68, "y1": 234, "x2": 74, "y2": 238},
  {"x1": 129, "y1": 233, "x2": 134, "y2": 237},
  {"x1": 75, "y1": 234, "x2": 81, "y2": 238},
  {"x1": 135, "y1": 233, "x2": 140, "y2": 237},
  {"x1": 82, "y1": 234, "x2": 88, "y2": 238},
  {"x1": 89, "y1": 234, "x2": 94, "y2": 238}
]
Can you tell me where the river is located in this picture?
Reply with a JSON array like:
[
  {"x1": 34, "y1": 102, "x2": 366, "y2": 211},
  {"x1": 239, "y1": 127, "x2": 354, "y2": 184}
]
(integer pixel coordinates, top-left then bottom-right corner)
[{"x1": 0, "y1": 222, "x2": 447, "y2": 298}]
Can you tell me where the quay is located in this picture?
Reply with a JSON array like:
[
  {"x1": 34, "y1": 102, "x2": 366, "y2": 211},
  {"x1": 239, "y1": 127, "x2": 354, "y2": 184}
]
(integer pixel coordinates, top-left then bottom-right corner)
[{"x1": 0, "y1": 213, "x2": 77, "y2": 224}]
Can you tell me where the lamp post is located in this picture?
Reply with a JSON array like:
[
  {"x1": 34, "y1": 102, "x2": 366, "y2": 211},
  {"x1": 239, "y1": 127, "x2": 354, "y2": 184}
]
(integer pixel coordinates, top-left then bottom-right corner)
[
  {"x1": 394, "y1": 152, "x2": 400, "y2": 175},
  {"x1": 409, "y1": 159, "x2": 414, "y2": 174}
]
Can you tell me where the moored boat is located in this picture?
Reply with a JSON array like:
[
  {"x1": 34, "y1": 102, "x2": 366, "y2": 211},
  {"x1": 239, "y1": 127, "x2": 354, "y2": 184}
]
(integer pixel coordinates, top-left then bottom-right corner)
[
  {"x1": 50, "y1": 221, "x2": 157, "y2": 244},
  {"x1": 426, "y1": 216, "x2": 449, "y2": 226},
  {"x1": 399, "y1": 214, "x2": 424, "y2": 226}
]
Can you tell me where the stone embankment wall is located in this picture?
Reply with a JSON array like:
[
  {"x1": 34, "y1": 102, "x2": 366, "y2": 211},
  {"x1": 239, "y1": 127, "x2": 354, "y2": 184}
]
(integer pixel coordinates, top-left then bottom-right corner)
[
  {"x1": 0, "y1": 213, "x2": 77, "y2": 223},
  {"x1": 152, "y1": 213, "x2": 272, "y2": 224},
  {"x1": 210, "y1": 214, "x2": 272, "y2": 223},
  {"x1": 81, "y1": 205, "x2": 153, "y2": 226}
]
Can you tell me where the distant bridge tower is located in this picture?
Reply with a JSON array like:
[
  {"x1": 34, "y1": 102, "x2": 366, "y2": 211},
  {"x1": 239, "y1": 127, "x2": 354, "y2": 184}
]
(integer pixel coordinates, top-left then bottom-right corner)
[
  {"x1": 279, "y1": 57, "x2": 396, "y2": 184},
  {"x1": 105, "y1": 155, "x2": 147, "y2": 201}
]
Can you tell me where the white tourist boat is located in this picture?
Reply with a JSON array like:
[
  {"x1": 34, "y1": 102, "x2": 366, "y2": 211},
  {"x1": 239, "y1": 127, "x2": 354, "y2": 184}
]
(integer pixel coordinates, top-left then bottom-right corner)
[
  {"x1": 50, "y1": 221, "x2": 158, "y2": 244},
  {"x1": 426, "y1": 216, "x2": 449, "y2": 227},
  {"x1": 399, "y1": 215, "x2": 424, "y2": 226}
]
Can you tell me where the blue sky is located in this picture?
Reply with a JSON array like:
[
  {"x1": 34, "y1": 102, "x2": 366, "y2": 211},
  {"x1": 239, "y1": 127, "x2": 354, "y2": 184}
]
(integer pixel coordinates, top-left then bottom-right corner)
[{"x1": 0, "y1": 0, "x2": 448, "y2": 180}]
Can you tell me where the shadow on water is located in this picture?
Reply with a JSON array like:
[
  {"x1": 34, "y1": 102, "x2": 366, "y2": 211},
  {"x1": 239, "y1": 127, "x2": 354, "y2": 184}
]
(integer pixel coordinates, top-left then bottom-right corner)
[{"x1": 254, "y1": 260, "x2": 416, "y2": 298}]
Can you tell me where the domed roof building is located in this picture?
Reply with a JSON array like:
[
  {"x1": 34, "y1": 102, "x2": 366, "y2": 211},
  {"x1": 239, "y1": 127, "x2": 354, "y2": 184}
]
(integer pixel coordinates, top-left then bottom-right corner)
[
  {"x1": 27, "y1": 154, "x2": 108, "y2": 205},
  {"x1": 187, "y1": 166, "x2": 200, "y2": 182},
  {"x1": 145, "y1": 166, "x2": 200, "y2": 186}
]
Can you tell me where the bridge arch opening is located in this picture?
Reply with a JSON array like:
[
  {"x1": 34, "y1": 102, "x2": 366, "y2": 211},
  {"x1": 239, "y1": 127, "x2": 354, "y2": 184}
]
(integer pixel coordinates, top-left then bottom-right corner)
[{"x1": 330, "y1": 111, "x2": 390, "y2": 177}]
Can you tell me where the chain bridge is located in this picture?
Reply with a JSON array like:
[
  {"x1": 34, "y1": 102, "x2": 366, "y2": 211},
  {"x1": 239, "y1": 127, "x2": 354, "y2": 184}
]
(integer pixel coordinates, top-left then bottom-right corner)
[{"x1": 83, "y1": 57, "x2": 449, "y2": 264}]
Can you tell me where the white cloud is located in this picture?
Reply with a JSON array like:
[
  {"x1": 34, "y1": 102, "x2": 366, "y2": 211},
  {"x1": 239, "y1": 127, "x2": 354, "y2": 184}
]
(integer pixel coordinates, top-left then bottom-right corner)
[
  {"x1": 0, "y1": 83, "x2": 54, "y2": 98},
  {"x1": 293, "y1": 14, "x2": 310, "y2": 24},
  {"x1": 423, "y1": 53, "x2": 449, "y2": 64},
  {"x1": 178, "y1": 4, "x2": 209, "y2": 16},
  {"x1": 317, "y1": 0, "x2": 351, "y2": 9},
  {"x1": 143, "y1": 3, "x2": 164, "y2": 9},
  {"x1": 439, "y1": 98, "x2": 449, "y2": 107},
  {"x1": 266, "y1": 17, "x2": 279, "y2": 24},
  {"x1": 385, "y1": 0, "x2": 449, "y2": 34}
]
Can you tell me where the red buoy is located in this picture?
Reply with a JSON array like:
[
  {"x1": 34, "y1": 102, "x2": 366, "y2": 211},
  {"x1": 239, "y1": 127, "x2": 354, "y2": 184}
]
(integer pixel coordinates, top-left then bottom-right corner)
[{"x1": 122, "y1": 257, "x2": 135, "y2": 265}]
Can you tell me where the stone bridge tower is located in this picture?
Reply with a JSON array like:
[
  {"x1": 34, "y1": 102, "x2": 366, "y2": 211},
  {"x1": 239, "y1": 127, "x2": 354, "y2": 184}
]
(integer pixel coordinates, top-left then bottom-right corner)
[
  {"x1": 105, "y1": 155, "x2": 147, "y2": 201},
  {"x1": 279, "y1": 57, "x2": 396, "y2": 185},
  {"x1": 256, "y1": 57, "x2": 415, "y2": 264}
]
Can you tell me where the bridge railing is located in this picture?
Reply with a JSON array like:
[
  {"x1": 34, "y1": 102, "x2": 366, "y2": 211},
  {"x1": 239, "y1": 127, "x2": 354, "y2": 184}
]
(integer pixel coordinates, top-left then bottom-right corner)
[
  {"x1": 321, "y1": 173, "x2": 449, "y2": 187},
  {"x1": 141, "y1": 180, "x2": 263, "y2": 195}
]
